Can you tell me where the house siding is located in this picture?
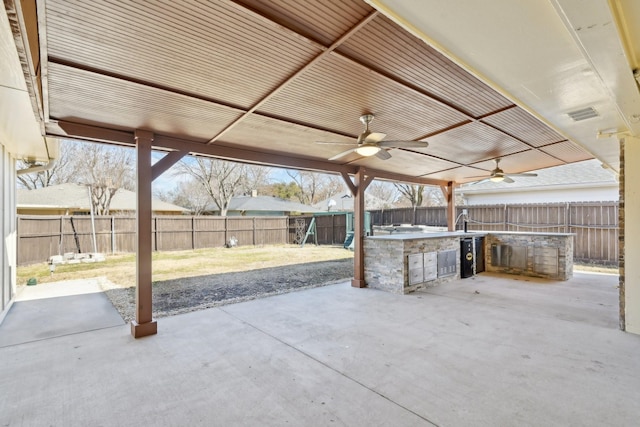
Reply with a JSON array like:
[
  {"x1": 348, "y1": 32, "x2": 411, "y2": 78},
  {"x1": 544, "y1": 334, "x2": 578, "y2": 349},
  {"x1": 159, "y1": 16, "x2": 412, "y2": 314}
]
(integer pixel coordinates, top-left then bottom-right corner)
[
  {"x1": 462, "y1": 186, "x2": 618, "y2": 205},
  {"x1": 0, "y1": 142, "x2": 17, "y2": 324}
]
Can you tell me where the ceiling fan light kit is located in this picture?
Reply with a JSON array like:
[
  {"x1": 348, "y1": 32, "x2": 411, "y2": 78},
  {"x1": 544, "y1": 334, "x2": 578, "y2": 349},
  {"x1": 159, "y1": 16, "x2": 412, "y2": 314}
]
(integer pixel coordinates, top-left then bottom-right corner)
[
  {"x1": 317, "y1": 114, "x2": 429, "y2": 161},
  {"x1": 355, "y1": 145, "x2": 381, "y2": 156}
]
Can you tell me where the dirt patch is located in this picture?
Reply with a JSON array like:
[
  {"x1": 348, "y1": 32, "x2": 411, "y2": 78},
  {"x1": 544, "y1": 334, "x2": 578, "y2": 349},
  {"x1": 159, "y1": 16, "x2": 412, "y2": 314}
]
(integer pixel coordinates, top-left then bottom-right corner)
[{"x1": 101, "y1": 258, "x2": 354, "y2": 322}]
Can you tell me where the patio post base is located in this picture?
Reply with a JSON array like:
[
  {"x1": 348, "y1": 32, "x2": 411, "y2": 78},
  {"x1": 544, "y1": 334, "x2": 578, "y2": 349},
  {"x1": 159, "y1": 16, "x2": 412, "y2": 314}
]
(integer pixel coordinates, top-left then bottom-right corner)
[
  {"x1": 351, "y1": 279, "x2": 366, "y2": 288},
  {"x1": 131, "y1": 319, "x2": 157, "y2": 338}
]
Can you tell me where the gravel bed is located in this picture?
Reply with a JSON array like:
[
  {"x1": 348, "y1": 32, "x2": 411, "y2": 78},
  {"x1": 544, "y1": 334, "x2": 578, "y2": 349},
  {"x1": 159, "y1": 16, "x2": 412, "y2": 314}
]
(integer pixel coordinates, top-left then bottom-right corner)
[{"x1": 100, "y1": 258, "x2": 354, "y2": 322}]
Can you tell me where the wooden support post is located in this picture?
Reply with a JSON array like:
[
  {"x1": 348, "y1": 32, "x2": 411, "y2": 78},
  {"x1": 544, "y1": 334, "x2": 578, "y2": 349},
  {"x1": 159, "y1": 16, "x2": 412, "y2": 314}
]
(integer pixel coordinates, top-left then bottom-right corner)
[
  {"x1": 351, "y1": 168, "x2": 373, "y2": 288},
  {"x1": 441, "y1": 182, "x2": 456, "y2": 231},
  {"x1": 131, "y1": 130, "x2": 157, "y2": 338}
]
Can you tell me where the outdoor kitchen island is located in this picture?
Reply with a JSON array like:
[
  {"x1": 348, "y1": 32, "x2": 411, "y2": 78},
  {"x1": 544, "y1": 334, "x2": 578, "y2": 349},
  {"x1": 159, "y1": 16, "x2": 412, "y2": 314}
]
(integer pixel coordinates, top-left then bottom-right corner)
[{"x1": 363, "y1": 231, "x2": 573, "y2": 294}]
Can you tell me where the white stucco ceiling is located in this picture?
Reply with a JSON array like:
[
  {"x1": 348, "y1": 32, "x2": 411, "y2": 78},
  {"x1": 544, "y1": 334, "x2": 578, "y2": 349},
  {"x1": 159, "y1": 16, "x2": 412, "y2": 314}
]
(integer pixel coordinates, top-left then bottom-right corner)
[{"x1": 370, "y1": 0, "x2": 640, "y2": 172}]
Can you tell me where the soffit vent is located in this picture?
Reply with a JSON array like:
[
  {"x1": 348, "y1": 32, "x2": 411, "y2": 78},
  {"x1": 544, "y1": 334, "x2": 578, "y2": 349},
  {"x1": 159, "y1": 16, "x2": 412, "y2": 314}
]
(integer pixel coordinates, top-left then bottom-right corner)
[{"x1": 567, "y1": 107, "x2": 599, "y2": 121}]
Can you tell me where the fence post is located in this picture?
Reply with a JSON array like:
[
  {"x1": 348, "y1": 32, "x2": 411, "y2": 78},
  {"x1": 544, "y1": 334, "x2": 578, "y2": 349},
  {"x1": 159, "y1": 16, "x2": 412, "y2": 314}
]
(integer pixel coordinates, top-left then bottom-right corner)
[
  {"x1": 111, "y1": 216, "x2": 116, "y2": 254},
  {"x1": 192, "y1": 216, "x2": 196, "y2": 250},
  {"x1": 332, "y1": 214, "x2": 336, "y2": 244},
  {"x1": 253, "y1": 217, "x2": 256, "y2": 245},
  {"x1": 504, "y1": 204, "x2": 508, "y2": 231},
  {"x1": 59, "y1": 215, "x2": 63, "y2": 256}
]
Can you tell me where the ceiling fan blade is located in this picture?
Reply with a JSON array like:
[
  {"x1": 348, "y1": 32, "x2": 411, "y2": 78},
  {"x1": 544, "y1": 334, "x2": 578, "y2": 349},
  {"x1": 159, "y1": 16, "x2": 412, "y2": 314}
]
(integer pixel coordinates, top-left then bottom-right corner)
[
  {"x1": 375, "y1": 149, "x2": 392, "y2": 160},
  {"x1": 378, "y1": 140, "x2": 429, "y2": 149},
  {"x1": 504, "y1": 172, "x2": 538, "y2": 177},
  {"x1": 364, "y1": 132, "x2": 386, "y2": 143},
  {"x1": 315, "y1": 141, "x2": 356, "y2": 145},
  {"x1": 465, "y1": 174, "x2": 492, "y2": 179},
  {"x1": 468, "y1": 178, "x2": 491, "y2": 185},
  {"x1": 328, "y1": 147, "x2": 358, "y2": 161},
  {"x1": 502, "y1": 176, "x2": 515, "y2": 183}
]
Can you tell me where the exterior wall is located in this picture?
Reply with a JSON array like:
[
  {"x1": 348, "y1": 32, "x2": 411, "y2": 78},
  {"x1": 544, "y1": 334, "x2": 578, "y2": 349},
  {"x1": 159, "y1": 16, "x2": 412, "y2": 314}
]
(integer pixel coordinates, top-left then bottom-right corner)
[
  {"x1": 485, "y1": 232, "x2": 573, "y2": 280},
  {"x1": 623, "y1": 136, "x2": 640, "y2": 334},
  {"x1": 0, "y1": 143, "x2": 17, "y2": 324},
  {"x1": 462, "y1": 185, "x2": 618, "y2": 205}
]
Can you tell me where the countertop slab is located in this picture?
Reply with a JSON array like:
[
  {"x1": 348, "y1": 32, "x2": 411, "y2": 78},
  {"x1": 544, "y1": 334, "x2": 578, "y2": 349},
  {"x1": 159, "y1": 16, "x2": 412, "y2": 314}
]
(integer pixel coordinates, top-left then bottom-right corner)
[{"x1": 366, "y1": 231, "x2": 487, "y2": 241}]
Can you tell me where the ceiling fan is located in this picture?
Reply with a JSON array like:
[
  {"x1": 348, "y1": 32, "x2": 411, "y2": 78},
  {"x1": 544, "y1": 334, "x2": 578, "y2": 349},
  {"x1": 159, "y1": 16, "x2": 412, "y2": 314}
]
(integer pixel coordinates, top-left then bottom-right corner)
[
  {"x1": 466, "y1": 158, "x2": 538, "y2": 184},
  {"x1": 316, "y1": 114, "x2": 429, "y2": 161}
]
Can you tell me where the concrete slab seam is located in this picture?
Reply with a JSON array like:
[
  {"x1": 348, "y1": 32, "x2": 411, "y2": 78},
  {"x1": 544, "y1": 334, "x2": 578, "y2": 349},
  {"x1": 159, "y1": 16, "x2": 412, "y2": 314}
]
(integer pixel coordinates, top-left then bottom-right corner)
[{"x1": 218, "y1": 306, "x2": 440, "y2": 427}]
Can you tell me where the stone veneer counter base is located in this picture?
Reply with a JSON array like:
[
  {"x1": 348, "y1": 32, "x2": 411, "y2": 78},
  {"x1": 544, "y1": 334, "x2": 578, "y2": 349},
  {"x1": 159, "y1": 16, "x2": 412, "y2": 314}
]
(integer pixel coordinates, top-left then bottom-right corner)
[
  {"x1": 364, "y1": 231, "x2": 573, "y2": 294},
  {"x1": 364, "y1": 232, "x2": 485, "y2": 294},
  {"x1": 485, "y1": 232, "x2": 573, "y2": 281}
]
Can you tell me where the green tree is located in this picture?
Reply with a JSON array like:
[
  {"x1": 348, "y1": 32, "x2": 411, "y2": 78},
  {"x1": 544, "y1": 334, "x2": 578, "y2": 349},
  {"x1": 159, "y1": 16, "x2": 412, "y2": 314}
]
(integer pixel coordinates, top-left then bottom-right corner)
[{"x1": 267, "y1": 182, "x2": 301, "y2": 200}]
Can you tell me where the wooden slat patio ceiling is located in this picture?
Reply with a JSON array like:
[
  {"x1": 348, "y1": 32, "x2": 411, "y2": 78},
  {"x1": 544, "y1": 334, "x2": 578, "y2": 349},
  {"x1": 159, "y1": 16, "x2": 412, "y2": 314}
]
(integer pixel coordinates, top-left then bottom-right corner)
[{"x1": 39, "y1": 0, "x2": 592, "y2": 184}]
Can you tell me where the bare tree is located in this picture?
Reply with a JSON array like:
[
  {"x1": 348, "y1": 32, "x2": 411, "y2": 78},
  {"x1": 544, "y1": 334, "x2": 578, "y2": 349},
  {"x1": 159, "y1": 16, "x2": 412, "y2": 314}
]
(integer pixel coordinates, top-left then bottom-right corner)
[
  {"x1": 175, "y1": 157, "x2": 245, "y2": 216},
  {"x1": 394, "y1": 183, "x2": 424, "y2": 208},
  {"x1": 155, "y1": 178, "x2": 211, "y2": 215},
  {"x1": 79, "y1": 143, "x2": 135, "y2": 215},
  {"x1": 423, "y1": 186, "x2": 445, "y2": 207},
  {"x1": 17, "y1": 140, "x2": 135, "y2": 215},
  {"x1": 17, "y1": 140, "x2": 82, "y2": 189},
  {"x1": 368, "y1": 180, "x2": 399, "y2": 209},
  {"x1": 286, "y1": 170, "x2": 343, "y2": 205},
  {"x1": 241, "y1": 165, "x2": 273, "y2": 195}
]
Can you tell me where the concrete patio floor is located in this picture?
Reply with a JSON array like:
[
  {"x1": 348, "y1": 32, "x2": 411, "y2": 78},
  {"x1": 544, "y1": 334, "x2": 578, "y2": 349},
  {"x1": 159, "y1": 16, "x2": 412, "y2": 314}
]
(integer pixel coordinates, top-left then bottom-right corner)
[{"x1": 1, "y1": 271, "x2": 638, "y2": 426}]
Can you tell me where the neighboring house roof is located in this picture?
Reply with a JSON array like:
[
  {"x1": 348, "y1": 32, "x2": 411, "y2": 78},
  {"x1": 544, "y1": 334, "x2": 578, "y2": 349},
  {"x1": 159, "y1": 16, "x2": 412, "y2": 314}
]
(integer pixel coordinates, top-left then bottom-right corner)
[
  {"x1": 17, "y1": 183, "x2": 188, "y2": 213},
  {"x1": 458, "y1": 159, "x2": 618, "y2": 195},
  {"x1": 206, "y1": 195, "x2": 321, "y2": 214},
  {"x1": 314, "y1": 191, "x2": 389, "y2": 211}
]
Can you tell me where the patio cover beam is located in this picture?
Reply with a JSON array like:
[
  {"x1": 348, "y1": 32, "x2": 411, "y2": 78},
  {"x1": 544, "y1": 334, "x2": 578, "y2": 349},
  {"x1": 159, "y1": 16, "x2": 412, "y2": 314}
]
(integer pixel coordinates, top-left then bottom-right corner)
[{"x1": 51, "y1": 120, "x2": 450, "y2": 187}]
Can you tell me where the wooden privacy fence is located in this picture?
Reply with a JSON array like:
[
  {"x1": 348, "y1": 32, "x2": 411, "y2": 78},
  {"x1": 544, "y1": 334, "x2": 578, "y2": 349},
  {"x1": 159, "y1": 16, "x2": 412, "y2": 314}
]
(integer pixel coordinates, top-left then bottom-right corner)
[
  {"x1": 18, "y1": 203, "x2": 619, "y2": 266},
  {"x1": 288, "y1": 214, "x2": 348, "y2": 246},
  {"x1": 17, "y1": 215, "x2": 289, "y2": 266},
  {"x1": 370, "y1": 202, "x2": 619, "y2": 265}
]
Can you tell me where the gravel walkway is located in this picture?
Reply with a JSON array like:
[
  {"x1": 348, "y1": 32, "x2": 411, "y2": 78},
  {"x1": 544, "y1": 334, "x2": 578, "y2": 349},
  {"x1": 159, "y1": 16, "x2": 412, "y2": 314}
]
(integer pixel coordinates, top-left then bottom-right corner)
[{"x1": 100, "y1": 258, "x2": 354, "y2": 322}]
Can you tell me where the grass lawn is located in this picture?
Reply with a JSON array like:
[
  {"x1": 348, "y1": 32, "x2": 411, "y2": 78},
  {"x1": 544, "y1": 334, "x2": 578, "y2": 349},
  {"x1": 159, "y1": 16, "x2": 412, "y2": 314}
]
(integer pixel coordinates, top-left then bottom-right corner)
[
  {"x1": 17, "y1": 245, "x2": 354, "y2": 288},
  {"x1": 17, "y1": 245, "x2": 616, "y2": 290}
]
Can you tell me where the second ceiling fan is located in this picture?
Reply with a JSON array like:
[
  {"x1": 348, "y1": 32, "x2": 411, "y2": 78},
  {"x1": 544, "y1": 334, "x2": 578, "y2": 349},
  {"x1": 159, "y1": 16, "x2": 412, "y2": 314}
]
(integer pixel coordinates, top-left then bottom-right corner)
[
  {"x1": 316, "y1": 114, "x2": 429, "y2": 161},
  {"x1": 467, "y1": 158, "x2": 538, "y2": 184}
]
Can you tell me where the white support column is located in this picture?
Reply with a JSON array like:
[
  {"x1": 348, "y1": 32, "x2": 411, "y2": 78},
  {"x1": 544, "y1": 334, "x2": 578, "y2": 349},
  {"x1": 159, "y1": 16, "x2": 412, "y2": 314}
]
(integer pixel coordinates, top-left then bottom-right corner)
[
  {"x1": 131, "y1": 130, "x2": 157, "y2": 338},
  {"x1": 622, "y1": 135, "x2": 640, "y2": 334}
]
